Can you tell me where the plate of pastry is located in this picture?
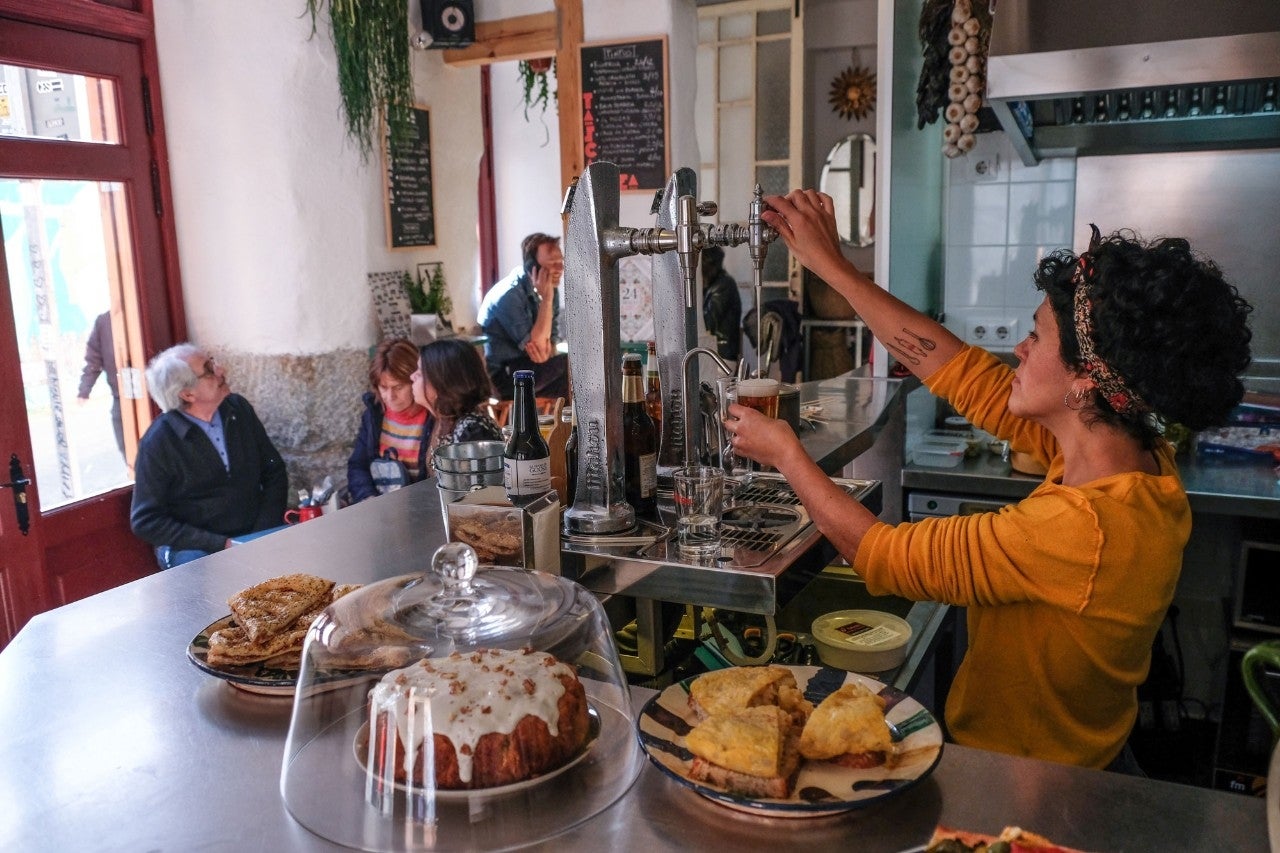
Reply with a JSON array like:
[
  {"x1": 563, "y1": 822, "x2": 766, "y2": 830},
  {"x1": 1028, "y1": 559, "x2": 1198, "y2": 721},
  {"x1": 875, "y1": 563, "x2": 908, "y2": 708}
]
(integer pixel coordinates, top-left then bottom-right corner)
[
  {"x1": 187, "y1": 573, "x2": 366, "y2": 695},
  {"x1": 636, "y1": 664, "x2": 943, "y2": 817}
]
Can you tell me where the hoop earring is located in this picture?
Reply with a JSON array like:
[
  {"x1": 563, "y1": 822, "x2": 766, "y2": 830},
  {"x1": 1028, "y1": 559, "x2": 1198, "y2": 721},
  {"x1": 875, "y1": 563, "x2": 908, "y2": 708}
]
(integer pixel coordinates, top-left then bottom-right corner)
[{"x1": 1064, "y1": 388, "x2": 1088, "y2": 411}]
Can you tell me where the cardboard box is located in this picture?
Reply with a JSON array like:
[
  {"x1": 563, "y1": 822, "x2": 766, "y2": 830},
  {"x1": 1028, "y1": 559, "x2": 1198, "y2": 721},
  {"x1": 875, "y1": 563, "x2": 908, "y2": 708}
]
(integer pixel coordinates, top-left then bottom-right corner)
[{"x1": 444, "y1": 486, "x2": 561, "y2": 575}]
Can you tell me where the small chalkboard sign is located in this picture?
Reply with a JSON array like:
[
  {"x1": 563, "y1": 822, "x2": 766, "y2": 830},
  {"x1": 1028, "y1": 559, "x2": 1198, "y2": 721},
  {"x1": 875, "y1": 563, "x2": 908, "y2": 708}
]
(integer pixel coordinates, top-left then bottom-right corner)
[
  {"x1": 580, "y1": 37, "x2": 669, "y2": 192},
  {"x1": 384, "y1": 106, "x2": 435, "y2": 249}
]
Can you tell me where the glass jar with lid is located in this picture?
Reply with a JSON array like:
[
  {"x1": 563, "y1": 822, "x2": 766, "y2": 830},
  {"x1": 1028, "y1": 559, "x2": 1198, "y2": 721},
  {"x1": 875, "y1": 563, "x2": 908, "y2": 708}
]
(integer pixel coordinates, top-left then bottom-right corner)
[{"x1": 280, "y1": 542, "x2": 642, "y2": 851}]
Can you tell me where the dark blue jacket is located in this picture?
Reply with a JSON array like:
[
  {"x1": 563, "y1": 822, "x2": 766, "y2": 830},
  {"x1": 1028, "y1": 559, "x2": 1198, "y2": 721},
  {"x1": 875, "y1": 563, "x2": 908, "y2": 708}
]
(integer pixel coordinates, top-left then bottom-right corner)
[
  {"x1": 347, "y1": 392, "x2": 433, "y2": 503},
  {"x1": 130, "y1": 393, "x2": 288, "y2": 553}
]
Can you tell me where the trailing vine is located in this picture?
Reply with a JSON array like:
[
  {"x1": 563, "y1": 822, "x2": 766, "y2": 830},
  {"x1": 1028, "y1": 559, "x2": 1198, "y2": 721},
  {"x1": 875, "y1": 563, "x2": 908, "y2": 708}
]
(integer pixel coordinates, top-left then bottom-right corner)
[
  {"x1": 517, "y1": 59, "x2": 557, "y2": 121},
  {"x1": 305, "y1": 0, "x2": 416, "y2": 156}
]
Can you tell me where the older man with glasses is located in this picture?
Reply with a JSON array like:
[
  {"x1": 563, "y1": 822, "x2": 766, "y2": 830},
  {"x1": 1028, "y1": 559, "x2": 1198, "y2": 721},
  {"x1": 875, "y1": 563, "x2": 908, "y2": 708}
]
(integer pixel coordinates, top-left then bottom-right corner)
[{"x1": 130, "y1": 343, "x2": 288, "y2": 569}]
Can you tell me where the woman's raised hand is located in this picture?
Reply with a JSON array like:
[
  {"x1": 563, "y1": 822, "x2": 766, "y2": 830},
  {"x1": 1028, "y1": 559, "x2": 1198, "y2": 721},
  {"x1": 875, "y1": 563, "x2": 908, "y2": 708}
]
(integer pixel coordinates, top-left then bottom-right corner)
[{"x1": 761, "y1": 189, "x2": 849, "y2": 282}]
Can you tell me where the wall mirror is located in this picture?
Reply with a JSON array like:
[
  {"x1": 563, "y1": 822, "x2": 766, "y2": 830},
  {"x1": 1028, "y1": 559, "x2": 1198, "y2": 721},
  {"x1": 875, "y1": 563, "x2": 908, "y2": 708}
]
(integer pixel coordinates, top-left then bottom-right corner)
[{"x1": 819, "y1": 133, "x2": 876, "y2": 247}]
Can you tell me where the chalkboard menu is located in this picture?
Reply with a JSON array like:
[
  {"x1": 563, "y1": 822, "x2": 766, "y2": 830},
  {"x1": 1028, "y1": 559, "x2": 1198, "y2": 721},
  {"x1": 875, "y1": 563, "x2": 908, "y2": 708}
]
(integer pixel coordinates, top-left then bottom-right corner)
[
  {"x1": 384, "y1": 106, "x2": 435, "y2": 249},
  {"x1": 580, "y1": 38, "x2": 669, "y2": 192}
]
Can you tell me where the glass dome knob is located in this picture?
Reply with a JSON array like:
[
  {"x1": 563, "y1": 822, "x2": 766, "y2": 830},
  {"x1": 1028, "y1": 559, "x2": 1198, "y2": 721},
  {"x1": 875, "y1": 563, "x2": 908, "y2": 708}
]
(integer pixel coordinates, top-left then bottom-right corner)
[{"x1": 426, "y1": 542, "x2": 493, "y2": 629}]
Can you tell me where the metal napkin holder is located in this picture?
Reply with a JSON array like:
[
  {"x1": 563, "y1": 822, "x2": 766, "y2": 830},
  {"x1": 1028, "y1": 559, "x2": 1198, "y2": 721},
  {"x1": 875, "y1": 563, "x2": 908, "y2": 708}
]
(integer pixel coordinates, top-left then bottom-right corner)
[{"x1": 444, "y1": 486, "x2": 562, "y2": 575}]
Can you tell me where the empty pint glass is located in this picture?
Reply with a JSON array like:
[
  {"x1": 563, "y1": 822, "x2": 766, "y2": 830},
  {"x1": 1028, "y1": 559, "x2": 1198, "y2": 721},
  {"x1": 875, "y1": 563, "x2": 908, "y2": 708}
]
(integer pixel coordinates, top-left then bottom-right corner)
[{"x1": 672, "y1": 466, "x2": 724, "y2": 557}]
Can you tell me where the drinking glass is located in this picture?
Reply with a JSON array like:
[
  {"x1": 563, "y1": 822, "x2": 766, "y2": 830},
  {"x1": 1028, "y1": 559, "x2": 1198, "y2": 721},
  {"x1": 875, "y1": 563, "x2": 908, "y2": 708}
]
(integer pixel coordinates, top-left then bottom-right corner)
[
  {"x1": 722, "y1": 377, "x2": 780, "y2": 487},
  {"x1": 672, "y1": 465, "x2": 724, "y2": 557}
]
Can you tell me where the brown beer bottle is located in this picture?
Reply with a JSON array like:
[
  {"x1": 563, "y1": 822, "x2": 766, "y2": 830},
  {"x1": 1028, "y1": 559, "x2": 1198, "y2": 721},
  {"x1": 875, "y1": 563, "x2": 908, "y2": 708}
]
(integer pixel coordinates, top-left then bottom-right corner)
[
  {"x1": 564, "y1": 405, "x2": 579, "y2": 506},
  {"x1": 644, "y1": 340, "x2": 662, "y2": 436},
  {"x1": 503, "y1": 369, "x2": 551, "y2": 506},
  {"x1": 621, "y1": 352, "x2": 657, "y2": 517}
]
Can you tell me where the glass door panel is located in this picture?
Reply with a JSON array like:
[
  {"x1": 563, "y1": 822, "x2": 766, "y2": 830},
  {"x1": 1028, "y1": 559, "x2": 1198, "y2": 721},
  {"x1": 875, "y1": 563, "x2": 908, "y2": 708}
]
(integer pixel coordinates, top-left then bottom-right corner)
[
  {"x1": 0, "y1": 63, "x2": 121, "y2": 144},
  {"x1": 2, "y1": 177, "x2": 135, "y2": 510}
]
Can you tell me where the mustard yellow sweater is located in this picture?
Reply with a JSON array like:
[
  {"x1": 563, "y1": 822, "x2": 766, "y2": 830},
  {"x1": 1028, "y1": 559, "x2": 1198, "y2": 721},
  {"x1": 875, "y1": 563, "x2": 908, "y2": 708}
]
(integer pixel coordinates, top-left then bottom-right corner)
[{"x1": 854, "y1": 345, "x2": 1189, "y2": 768}]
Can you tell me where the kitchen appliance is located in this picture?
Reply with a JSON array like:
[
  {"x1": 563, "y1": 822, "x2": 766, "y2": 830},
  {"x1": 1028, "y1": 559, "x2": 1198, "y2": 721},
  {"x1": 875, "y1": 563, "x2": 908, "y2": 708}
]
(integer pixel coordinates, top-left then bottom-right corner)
[
  {"x1": 985, "y1": 0, "x2": 1280, "y2": 164},
  {"x1": 1232, "y1": 539, "x2": 1280, "y2": 635}
]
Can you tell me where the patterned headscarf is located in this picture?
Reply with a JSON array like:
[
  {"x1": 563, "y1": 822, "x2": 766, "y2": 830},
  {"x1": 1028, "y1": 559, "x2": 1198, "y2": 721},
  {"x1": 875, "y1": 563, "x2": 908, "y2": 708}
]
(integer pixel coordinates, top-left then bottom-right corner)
[{"x1": 1071, "y1": 224, "x2": 1150, "y2": 415}]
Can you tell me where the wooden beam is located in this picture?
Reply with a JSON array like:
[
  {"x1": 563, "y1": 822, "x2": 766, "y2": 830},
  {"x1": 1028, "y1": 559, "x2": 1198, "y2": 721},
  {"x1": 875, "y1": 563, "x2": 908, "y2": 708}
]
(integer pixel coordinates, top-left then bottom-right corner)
[
  {"x1": 554, "y1": 0, "x2": 585, "y2": 204},
  {"x1": 441, "y1": 11, "x2": 558, "y2": 67}
]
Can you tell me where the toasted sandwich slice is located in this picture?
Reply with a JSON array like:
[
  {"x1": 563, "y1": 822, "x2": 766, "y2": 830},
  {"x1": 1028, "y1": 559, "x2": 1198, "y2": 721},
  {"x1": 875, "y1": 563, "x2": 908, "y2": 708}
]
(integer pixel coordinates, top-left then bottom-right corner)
[
  {"x1": 228, "y1": 573, "x2": 334, "y2": 642},
  {"x1": 686, "y1": 705, "x2": 801, "y2": 799},
  {"x1": 798, "y1": 682, "x2": 892, "y2": 768},
  {"x1": 688, "y1": 665, "x2": 813, "y2": 725}
]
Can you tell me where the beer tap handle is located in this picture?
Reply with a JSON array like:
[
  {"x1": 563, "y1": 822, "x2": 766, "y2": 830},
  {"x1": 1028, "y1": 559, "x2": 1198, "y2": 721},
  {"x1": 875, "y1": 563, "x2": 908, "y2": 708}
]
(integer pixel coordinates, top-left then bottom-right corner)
[
  {"x1": 676, "y1": 195, "x2": 704, "y2": 310},
  {"x1": 748, "y1": 184, "x2": 777, "y2": 271}
]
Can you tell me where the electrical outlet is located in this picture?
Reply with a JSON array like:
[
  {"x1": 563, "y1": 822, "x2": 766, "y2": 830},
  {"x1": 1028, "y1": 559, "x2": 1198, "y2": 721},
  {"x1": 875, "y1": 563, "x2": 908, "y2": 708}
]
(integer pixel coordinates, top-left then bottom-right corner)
[{"x1": 964, "y1": 318, "x2": 1019, "y2": 347}]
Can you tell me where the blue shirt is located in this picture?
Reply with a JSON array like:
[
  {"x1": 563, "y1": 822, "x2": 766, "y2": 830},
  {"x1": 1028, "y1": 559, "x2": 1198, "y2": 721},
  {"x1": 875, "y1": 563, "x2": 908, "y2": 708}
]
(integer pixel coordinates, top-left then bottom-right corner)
[
  {"x1": 477, "y1": 266, "x2": 561, "y2": 368},
  {"x1": 180, "y1": 408, "x2": 230, "y2": 471}
]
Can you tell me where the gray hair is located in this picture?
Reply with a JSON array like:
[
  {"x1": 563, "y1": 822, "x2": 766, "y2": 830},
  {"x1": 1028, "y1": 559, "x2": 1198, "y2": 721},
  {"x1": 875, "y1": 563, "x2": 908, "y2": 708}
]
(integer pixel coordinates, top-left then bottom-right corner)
[{"x1": 145, "y1": 343, "x2": 203, "y2": 412}]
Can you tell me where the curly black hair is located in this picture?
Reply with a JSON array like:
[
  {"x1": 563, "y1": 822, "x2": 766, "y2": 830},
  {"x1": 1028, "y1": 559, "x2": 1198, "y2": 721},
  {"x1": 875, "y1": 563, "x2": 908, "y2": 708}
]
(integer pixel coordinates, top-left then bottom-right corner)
[{"x1": 1034, "y1": 229, "x2": 1252, "y2": 448}]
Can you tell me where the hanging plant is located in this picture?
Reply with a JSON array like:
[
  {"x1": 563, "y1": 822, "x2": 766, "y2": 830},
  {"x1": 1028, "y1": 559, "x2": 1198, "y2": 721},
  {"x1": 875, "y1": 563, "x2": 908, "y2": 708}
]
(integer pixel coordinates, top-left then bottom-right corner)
[
  {"x1": 517, "y1": 58, "x2": 557, "y2": 120},
  {"x1": 306, "y1": 0, "x2": 416, "y2": 156},
  {"x1": 828, "y1": 65, "x2": 877, "y2": 121}
]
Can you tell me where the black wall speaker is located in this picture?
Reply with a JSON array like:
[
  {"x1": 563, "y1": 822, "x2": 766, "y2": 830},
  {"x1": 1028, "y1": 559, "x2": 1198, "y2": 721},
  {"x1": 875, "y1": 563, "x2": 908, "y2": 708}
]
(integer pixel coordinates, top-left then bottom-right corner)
[{"x1": 421, "y1": 0, "x2": 475, "y2": 49}]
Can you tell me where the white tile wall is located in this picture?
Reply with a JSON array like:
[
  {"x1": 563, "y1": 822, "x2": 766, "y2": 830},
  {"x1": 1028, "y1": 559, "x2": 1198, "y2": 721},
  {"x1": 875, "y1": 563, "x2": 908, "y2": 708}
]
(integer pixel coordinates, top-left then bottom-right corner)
[{"x1": 943, "y1": 132, "x2": 1077, "y2": 351}]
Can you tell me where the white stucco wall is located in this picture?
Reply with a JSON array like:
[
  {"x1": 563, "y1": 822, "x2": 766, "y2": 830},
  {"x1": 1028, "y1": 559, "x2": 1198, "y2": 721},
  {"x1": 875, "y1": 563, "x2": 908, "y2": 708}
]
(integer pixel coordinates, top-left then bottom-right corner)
[
  {"x1": 490, "y1": 0, "x2": 700, "y2": 280},
  {"x1": 153, "y1": 1, "x2": 481, "y2": 352}
]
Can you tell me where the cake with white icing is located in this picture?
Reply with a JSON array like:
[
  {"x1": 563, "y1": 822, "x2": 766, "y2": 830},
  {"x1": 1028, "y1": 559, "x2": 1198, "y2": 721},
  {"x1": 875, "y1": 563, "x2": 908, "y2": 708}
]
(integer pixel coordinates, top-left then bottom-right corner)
[{"x1": 367, "y1": 647, "x2": 590, "y2": 789}]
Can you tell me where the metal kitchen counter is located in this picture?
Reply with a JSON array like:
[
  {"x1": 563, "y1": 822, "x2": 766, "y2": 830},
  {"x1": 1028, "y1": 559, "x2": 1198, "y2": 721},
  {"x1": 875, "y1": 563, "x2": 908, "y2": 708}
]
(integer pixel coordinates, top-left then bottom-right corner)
[
  {"x1": 903, "y1": 450, "x2": 1280, "y2": 518},
  {"x1": 0, "y1": 480, "x2": 1266, "y2": 851}
]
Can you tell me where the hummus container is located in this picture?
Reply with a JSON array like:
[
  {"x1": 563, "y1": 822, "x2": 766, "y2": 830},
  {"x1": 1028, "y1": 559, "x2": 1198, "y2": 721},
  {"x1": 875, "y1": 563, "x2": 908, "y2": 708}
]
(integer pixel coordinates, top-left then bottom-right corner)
[{"x1": 811, "y1": 609, "x2": 913, "y2": 673}]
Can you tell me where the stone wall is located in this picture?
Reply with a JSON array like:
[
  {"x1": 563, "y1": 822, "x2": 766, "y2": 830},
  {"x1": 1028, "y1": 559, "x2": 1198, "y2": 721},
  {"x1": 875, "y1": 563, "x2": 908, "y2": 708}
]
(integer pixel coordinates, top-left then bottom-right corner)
[{"x1": 216, "y1": 348, "x2": 371, "y2": 505}]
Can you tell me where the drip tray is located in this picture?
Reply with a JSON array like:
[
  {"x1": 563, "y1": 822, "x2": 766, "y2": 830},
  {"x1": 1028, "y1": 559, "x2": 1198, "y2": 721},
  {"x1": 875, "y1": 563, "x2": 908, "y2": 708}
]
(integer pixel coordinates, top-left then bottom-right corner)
[{"x1": 639, "y1": 474, "x2": 874, "y2": 569}]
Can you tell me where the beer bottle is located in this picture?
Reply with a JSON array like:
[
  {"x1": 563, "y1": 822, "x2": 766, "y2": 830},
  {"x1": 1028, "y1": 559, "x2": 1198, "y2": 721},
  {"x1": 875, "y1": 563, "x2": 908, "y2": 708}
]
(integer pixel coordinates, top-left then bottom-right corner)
[
  {"x1": 503, "y1": 369, "x2": 551, "y2": 506},
  {"x1": 564, "y1": 405, "x2": 579, "y2": 505},
  {"x1": 622, "y1": 353, "x2": 658, "y2": 517},
  {"x1": 644, "y1": 340, "x2": 662, "y2": 436}
]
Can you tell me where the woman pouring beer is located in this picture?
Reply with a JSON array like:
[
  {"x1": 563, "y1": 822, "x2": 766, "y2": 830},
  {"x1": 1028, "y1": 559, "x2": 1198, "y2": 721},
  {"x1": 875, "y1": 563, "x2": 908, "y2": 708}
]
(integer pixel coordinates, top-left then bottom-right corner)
[{"x1": 723, "y1": 188, "x2": 1253, "y2": 773}]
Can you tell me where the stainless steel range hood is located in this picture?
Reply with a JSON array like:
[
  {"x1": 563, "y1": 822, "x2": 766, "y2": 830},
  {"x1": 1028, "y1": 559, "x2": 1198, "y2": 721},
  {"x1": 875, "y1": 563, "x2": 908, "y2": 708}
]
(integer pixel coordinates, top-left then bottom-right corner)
[{"x1": 985, "y1": 0, "x2": 1280, "y2": 165}]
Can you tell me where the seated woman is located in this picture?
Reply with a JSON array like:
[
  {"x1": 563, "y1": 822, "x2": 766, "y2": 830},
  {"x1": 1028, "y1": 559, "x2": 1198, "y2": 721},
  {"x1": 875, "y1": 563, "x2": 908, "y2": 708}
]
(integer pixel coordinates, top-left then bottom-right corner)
[
  {"x1": 728, "y1": 189, "x2": 1254, "y2": 773},
  {"x1": 347, "y1": 338, "x2": 430, "y2": 502},
  {"x1": 413, "y1": 338, "x2": 503, "y2": 472}
]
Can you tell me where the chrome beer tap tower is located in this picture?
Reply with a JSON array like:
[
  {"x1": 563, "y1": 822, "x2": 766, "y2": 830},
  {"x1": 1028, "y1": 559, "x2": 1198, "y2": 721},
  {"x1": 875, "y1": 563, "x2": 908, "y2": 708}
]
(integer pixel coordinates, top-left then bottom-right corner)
[{"x1": 560, "y1": 161, "x2": 777, "y2": 535}]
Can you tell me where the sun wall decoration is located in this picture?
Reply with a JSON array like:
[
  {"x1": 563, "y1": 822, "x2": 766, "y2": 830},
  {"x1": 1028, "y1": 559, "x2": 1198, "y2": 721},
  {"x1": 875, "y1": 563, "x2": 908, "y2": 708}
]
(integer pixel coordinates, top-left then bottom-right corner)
[{"x1": 828, "y1": 65, "x2": 877, "y2": 121}]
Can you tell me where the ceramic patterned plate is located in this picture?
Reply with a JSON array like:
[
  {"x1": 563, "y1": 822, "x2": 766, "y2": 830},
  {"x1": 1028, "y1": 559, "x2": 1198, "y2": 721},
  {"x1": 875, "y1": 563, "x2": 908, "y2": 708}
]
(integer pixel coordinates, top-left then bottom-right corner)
[
  {"x1": 637, "y1": 664, "x2": 943, "y2": 817},
  {"x1": 187, "y1": 615, "x2": 370, "y2": 696}
]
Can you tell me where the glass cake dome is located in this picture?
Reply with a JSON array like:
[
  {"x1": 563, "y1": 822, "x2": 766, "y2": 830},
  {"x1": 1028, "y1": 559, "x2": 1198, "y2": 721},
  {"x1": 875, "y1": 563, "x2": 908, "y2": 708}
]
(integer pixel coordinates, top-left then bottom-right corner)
[{"x1": 281, "y1": 542, "x2": 643, "y2": 851}]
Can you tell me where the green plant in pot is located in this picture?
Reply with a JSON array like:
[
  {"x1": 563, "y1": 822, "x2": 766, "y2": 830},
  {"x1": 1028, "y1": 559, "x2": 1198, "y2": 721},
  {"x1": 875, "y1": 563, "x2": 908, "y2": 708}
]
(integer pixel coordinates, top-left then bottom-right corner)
[
  {"x1": 404, "y1": 265, "x2": 453, "y2": 342},
  {"x1": 518, "y1": 58, "x2": 556, "y2": 120},
  {"x1": 306, "y1": 0, "x2": 416, "y2": 156}
]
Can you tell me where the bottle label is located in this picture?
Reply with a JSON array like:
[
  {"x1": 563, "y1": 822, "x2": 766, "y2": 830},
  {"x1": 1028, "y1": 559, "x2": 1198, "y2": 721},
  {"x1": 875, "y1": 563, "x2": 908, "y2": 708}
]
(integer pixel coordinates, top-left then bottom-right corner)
[
  {"x1": 505, "y1": 457, "x2": 551, "y2": 497},
  {"x1": 639, "y1": 452, "x2": 657, "y2": 498}
]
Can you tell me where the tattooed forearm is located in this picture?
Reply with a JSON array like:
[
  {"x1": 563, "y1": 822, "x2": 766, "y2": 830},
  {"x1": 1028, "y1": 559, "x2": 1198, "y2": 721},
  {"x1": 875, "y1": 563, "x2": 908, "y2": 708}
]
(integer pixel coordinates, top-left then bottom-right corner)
[{"x1": 901, "y1": 327, "x2": 937, "y2": 351}]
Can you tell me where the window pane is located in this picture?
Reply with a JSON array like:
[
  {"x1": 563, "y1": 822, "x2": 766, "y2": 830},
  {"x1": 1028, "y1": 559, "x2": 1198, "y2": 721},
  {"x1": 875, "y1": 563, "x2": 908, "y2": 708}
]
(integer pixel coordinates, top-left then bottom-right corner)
[
  {"x1": 719, "y1": 13, "x2": 753, "y2": 41},
  {"x1": 718, "y1": 105, "x2": 752, "y2": 223},
  {"x1": 718, "y1": 43, "x2": 752, "y2": 103},
  {"x1": 698, "y1": 16, "x2": 716, "y2": 44},
  {"x1": 755, "y1": 40, "x2": 790, "y2": 161},
  {"x1": 1, "y1": 178, "x2": 134, "y2": 509},
  {"x1": 0, "y1": 64, "x2": 121, "y2": 144},
  {"x1": 757, "y1": 9, "x2": 791, "y2": 36},
  {"x1": 696, "y1": 46, "x2": 716, "y2": 159}
]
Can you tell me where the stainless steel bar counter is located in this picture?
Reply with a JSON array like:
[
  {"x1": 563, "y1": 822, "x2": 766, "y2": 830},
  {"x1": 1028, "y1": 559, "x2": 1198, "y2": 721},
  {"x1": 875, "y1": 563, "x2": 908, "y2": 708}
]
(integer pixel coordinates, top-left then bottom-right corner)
[{"x1": 0, "y1": 480, "x2": 1267, "y2": 852}]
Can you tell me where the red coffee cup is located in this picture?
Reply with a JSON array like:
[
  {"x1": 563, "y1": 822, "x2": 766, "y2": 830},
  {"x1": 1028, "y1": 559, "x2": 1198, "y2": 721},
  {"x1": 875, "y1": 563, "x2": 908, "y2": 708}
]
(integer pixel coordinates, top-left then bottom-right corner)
[{"x1": 284, "y1": 505, "x2": 322, "y2": 524}]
